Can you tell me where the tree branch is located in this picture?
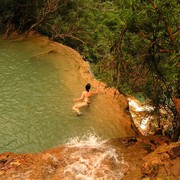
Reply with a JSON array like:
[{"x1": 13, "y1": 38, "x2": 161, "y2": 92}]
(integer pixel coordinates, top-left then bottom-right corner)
[
  {"x1": 25, "y1": 0, "x2": 60, "y2": 38},
  {"x1": 47, "y1": 23, "x2": 86, "y2": 44},
  {"x1": 147, "y1": 0, "x2": 177, "y2": 48}
]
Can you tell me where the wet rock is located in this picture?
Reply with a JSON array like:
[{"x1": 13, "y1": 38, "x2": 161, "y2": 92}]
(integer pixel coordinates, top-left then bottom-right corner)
[
  {"x1": 122, "y1": 137, "x2": 137, "y2": 147},
  {"x1": 171, "y1": 146, "x2": 180, "y2": 156},
  {"x1": 141, "y1": 141, "x2": 180, "y2": 179}
]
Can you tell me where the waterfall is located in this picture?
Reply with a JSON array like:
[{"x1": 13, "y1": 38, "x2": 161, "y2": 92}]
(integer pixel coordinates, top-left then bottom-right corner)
[{"x1": 61, "y1": 134, "x2": 129, "y2": 179}]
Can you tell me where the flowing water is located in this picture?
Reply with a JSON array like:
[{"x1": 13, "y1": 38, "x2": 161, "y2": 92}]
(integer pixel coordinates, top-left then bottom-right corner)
[
  {"x1": 59, "y1": 135, "x2": 129, "y2": 179},
  {"x1": 0, "y1": 36, "x2": 132, "y2": 154}
]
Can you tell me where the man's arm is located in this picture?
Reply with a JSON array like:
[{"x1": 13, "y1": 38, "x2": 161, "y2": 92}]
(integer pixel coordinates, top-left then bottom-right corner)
[
  {"x1": 73, "y1": 91, "x2": 85, "y2": 102},
  {"x1": 91, "y1": 86, "x2": 99, "y2": 95}
]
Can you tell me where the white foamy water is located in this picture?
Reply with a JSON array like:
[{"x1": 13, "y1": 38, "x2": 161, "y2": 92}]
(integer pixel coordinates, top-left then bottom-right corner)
[
  {"x1": 128, "y1": 98, "x2": 154, "y2": 132},
  {"x1": 65, "y1": 134, "x2": 108, "y2": 148},
  {"x1": 62, "y1": 134, "x2": 129, "y2": 180},
  {"x1": 128, "y1": 98, "x2": 154, "y2": 112}
]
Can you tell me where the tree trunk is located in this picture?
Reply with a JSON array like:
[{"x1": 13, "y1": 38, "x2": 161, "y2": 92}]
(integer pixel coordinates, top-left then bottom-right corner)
[
  {"x1": 148, "y1": 0, "x2": 177, "y2": 47},
  {"x1": 171, "y1": 126, "x2": 180, "y2": 142},
  {"x1": 172, "y1": 98, "x2": 180, "y2": 141}
]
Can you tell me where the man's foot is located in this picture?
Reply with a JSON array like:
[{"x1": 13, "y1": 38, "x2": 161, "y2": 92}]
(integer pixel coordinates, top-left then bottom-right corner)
[{"x1": 77, "y1": 112, "x2": 82, "y2": 116}]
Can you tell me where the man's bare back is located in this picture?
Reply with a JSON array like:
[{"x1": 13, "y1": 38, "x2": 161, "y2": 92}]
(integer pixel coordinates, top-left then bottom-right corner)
[{"x1": 72, "y1": 83, "x2": 99, "y2": 115}]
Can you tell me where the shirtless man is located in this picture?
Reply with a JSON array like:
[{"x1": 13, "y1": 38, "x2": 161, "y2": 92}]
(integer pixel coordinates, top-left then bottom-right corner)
[{"x1": 72, "y1": 83, "x2": 99, "y2": 115}]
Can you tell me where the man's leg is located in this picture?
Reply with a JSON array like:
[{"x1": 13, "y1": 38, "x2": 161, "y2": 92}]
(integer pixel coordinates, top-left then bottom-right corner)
[{"x1": 72, "y1": 102, "x2": 86, "y2": 115}]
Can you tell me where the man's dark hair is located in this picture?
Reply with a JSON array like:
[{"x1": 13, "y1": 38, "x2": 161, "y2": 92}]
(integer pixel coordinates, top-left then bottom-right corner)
[{"x1": 85, "y1": 83, "x2": 91, "y2": 92}]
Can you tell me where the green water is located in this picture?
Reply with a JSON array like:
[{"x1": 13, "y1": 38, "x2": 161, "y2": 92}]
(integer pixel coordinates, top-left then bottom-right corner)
[{"x1": 0, "y1": 36, "x2": 130, "y2": 153}]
